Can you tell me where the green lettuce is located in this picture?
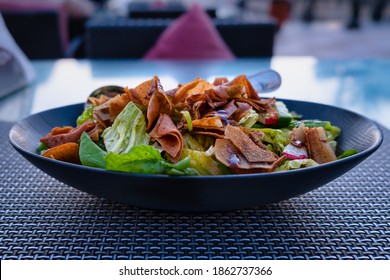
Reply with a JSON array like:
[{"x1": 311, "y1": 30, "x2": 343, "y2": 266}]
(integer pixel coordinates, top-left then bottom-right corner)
[
  {"x1": 337, "y1": 149, "x2": 357, "y2": 159},
  {"x1": 182, "y1": 148, "x2": 230, "y2": 175},
  {"x1": 102, "y1": 102, "x2": 149, "y2": 154},
  {"x1": 238, "y1": 109, "x2": 259, "y2": 128},
  {"x1": 79, "y1": 132, "x2": 106, "y2": 169},
  {"x1": 183, "y1": 133, "x2": 214, "y2": 151},
  {"x1": 105, "y1": 145, "x2": 198, "y2": 176},
  {"x1": 76, "y1": 105, "x2": 95, "y2": 126},
  {"x1": 255, "y1": 128, "x2": 290, "y2": 155},
  {"x1": 276, "y1": 159, "x2": 319, "y2": 171}
]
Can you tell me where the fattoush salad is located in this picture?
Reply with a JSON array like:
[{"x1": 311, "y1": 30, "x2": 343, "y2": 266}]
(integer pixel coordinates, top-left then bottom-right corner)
[{"x1": 38, "y1": 75, "x2": 356, "y2": 176}]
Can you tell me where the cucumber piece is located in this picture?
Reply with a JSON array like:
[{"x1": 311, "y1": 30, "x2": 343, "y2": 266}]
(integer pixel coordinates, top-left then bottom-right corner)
[{"x1": 258, "y1": 101, "x2": 292, "y2": 128}]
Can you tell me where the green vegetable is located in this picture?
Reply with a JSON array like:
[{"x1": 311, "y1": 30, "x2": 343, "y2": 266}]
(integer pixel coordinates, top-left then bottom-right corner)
[
  {"x1": 277, "y1": 159, "x2": 319, "y2": 171},
  {"x1": 238, "y1": 109, "x2": 259, "y2": 128},
  {"x1": 182, "y1": 148, "x2": 230, "y2": 175},
  {"x1": 326, "y1": 125, "x2": 341, "y2": 141},
  {"x1": 181, "y1": 110, "x2": 193, "y2": 132},
  {"x1": 105, "y1": 145, "x2": 164, "y2": 174},
  {"x1": 290, "y1": 119, "x2": 331, "y2": 129},
  {"x1": 337, "y1": 149, "x2": 357, "y2": 159},
  {"x1": 76, "y1": 105, "x2": 95, "y2": 126},
  {"x1": 274, "y1": 101, "x2": 293, "y2": 128},
  {"x1": 255, "y1": 128, "x2": 290, "y2": 155},
  {"x1": 102, "y1": 102, "x2": 150, "y2": 154},
  {"x1": 183, "y1": 134, "x2": 214, "y2": 151},
  {"x1": 105, "y1": 145, "x2": 198, "y2": 176},
  {"x1": 290, "y1": 120, "x2": 341, "y2": 141},
  {"x1": 183, "y1": 134, "x2": 205, "y2": 151},
  {"x1": 37, "y1": 142, "x2": 48, "y2": 154},
  {"x1": 258, "y1": 101, "x2": 292, "y2": 128},
  {"x1": 79, "y1": 132, "x2": 106, "y2": 169}
]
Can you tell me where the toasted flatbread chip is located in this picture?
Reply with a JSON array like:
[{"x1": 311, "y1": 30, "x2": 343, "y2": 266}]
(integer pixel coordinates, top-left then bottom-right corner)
[
  {"x1": 172, "y1": 78, "x2": 214, "y2": 104},
  {"x1": 42, "y1": 142, "x2": 80, "y2": 164}
]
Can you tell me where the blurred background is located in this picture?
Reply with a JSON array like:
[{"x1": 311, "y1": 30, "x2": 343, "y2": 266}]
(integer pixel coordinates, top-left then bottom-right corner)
[{"x1": 1, "y1": 0, "x2": 390, "y2": 59}]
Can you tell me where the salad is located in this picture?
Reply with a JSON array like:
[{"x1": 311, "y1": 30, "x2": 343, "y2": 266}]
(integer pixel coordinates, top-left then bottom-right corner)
[{"x1": 39, "y1": 75, "x2": 356, "y2": 176}]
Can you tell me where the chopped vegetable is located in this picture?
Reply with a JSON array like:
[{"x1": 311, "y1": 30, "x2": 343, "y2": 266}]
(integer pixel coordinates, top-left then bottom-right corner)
[
  {"x1": 282, "y1": 143, "x2": 308, "y2": 160},
  {"x1": 238, "y1": 109, "x2": 259, "y2": 128},
  {"x1": 337, "y1": 149, "x2": 357, "y2": 159},
  {"x1": 102, "y1": 102, "x2": 149, "y2": 154},
  {"x1": 76, "y1": 105, "x2": 95, "y2": 126},
  {"x1": 182, "y1": 148, "x2": 229, "y2": 175},
  {"x1": 277, "y1": 159, "x2": 319, "y2": 171},
  {"x1": 79, "y1": 132, "x2": 106, "y2": 169},
  {"x1": 258, "y1": 101, "x2": 292, "y2": 128},
  {"x1": 256, "y1": 128, "x2": 290, "y2": 156},
  {"x1": 181, "y1": 110, "x2": 193, "y2": 132},
  {"x1": 105, "y1": 145, "x2": 197, "y2": 175}
]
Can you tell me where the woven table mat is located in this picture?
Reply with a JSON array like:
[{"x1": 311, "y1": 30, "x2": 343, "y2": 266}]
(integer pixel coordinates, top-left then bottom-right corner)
[{"x1": 1, "y1": 121, "x2": 389, "y2": 260}]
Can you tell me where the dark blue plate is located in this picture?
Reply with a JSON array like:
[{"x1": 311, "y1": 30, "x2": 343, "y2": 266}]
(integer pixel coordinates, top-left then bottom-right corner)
[{"x1": 9, "y1": 100, "x2": 383, "y2": 211}]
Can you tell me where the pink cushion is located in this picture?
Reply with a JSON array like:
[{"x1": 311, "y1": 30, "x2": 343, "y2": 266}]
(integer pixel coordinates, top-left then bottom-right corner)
[
  {"x1": 0, "y1": 1, "x2": 62, "y2": 11},
  {"x1": 144, "y1": 4, "x2": 235, "y2": 60}
]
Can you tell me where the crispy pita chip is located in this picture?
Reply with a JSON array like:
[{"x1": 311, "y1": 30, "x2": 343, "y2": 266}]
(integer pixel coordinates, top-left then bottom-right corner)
[
  {"x1": 215, "y1": 139, "x2": 284, "y2": 173},
  {"x1": 42, "y1": 142, "x2": 80, "y2": 164},
  {"x1": 146, "y1": 77, "x2": 173, "y2": 130},
  {"x1": 192, "y1": 116, "x2": 224, "y2": 129},
  {"x1": 226, "y1": 74, "x2": 260, "y2": 100},
  {"x1": 124, "y1": 87, "x2": 144, "y2": 107},
  {"x1": 203, "y1": 100, "x2": 237, "y2": 120},
  {"x1": 149, "y1": 114, "x2": 184, "y2": 163},
  {"x1": 88, "y1": 95, "x2": 111, "y2": 106},
  {"x1": 40, "y1": 120, "x2": 96, "y2": 148},
  {"x1": 134, "y1": 78, "x2": 154, "y2": 104},
  {"x1": 236, "y1": 96, "x2": 276, "y2": 113},
  {"x1": 305, "y1": 127, "x2": 337, "y2": 164},
  {"x1": 189, "y1": 116, "x2": 225, "y2": 138},
  {"x1": 185, "y1": 93, "x2": 214, "y2": 119},
  {"x1": 225, "y1": 125, "x2": 276, "y2": 163},
  {"x1": 233, "y1": 101, "x2": 252, "y2": 121},
  {"x1": 191, "y1": 130, "x2": 225, "y2": 139},
  {"x1": 109, "y1": 93, "x2": 131, "y2": 120},
  {"x1": 93, "y1": 93, "x2": 131, "y2": 127},
  {"x1": 213, "y1": 77, "x2": 229, "y2": 86},
  {"x1": 49, "y1": 126, "x2": 73, "y2": 136},
  {"x1": 243, "y1": 128, "x2": 268, "y2": 150},
  {"x1": 172, "y1": 78, "x2": 214, "y2": 104},
  {"x1": 187, "y1": 79, "x2": 214, "y2": 96}
]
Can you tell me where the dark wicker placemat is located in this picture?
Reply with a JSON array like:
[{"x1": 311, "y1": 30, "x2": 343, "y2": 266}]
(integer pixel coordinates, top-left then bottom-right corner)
[{"x1": 1, "y1": 121, "x2": 389, "y2": 260}]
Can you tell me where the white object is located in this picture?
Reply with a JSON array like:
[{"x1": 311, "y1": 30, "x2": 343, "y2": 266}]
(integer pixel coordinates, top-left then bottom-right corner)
[{"x1": 0, "y1": 13, "x2": 35, "y2": 98}]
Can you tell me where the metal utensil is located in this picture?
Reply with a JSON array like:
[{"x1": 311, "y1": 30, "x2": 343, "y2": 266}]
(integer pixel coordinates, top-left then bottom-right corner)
[{"x1": 247, "y1": 69, "x2": 282, "y2": 93}]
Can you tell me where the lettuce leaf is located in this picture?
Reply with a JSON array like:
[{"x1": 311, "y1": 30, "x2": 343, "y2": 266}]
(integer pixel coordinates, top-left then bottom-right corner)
[
  {"x1": 183, "y1": 133, "x2": 214, "y2": 151},
  {"x1": 183, "y1": 133, "x2": 206, "y2": 151},
  {"x1": 337, "y1": 149, "x2": 357, "y2": 159},
  {"x1": 105, "y1": 145, "x2": 164, "y2": 174},
  {"x1": 182, "y1": 148, "x2": 230, "y2": 175},
  {"x1": 255, "y1": 128, "x2": 290, "y2": 156},
  {"x1": 102, "y1": 102, "x2": 149, "y2": 154},
  {"x1": 76, "y1": 105, "x2": 95, "y2": 126},
  {"x1": 79, "y1": 132, "x2": 106, "y2": 169},
  {"x1": 238, "y1": 109, "x2": 259, "y2": 128},
  {"x1": 105, "y1": 145, "x2": 198, "y2": 176},
  {"x1": 276, "y1": 159, "x2": 319, "y2": 171}
]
